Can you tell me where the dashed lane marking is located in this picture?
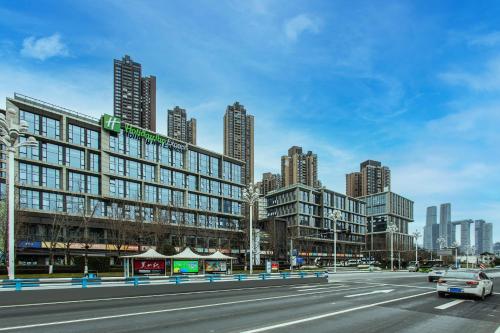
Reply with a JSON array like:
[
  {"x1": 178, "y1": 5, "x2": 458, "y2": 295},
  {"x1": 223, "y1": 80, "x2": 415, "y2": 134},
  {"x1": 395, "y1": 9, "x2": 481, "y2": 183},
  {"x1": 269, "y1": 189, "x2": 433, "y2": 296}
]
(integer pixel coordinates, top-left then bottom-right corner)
[{"x1": 434, "y1": 299, "x2": 466, "y2": 310}]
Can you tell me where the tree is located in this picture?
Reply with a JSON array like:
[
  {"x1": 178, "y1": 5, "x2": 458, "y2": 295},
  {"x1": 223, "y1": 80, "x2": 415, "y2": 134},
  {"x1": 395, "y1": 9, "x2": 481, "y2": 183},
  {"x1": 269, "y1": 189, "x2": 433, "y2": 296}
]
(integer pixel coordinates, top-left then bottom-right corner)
[
  {"x1": 77, "y1": 202, "x2": 99, "y2": 275},
  {"x1": 46, "y1": 212, "x2": 69, "y2": 274},
  {"x1": 107, "y1": 201, "x2": 132, "y2": 264}
]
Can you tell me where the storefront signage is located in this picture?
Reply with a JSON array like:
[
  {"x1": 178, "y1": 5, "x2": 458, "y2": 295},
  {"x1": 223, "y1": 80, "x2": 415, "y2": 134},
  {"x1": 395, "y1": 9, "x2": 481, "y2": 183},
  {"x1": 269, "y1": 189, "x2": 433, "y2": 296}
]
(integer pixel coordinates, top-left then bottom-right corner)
[
  {"x1": 133, "y1": 259, "x2": 165, "y2": 275},
  {"x1": 123, "y1": 123, "x2": 187, "y2": 152},
  {"x1": 102, "y1": 114, "x2": 121, "y2": 133}
]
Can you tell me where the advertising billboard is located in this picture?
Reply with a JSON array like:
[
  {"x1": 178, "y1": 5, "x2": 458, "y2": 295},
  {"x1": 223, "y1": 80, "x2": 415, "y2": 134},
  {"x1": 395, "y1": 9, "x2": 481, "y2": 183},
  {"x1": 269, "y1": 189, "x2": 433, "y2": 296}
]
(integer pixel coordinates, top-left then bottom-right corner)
[
  {"x1": 173, "y1": 260, "x2": 199, "y2": 274},
  {"x1": 133, "y1": 259, "x2": 165, "y2": 275},
  {"x1": 205, "y1": 260, "x2": 227, "y2": 273}
]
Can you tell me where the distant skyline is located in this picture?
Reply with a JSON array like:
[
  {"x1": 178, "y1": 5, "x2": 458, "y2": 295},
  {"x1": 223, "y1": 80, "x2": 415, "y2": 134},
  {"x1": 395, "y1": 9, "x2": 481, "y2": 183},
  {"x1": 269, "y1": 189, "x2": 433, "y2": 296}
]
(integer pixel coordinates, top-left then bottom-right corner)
[{"x1": 0, "y1": 1, "x2": 498, "y2": 241}]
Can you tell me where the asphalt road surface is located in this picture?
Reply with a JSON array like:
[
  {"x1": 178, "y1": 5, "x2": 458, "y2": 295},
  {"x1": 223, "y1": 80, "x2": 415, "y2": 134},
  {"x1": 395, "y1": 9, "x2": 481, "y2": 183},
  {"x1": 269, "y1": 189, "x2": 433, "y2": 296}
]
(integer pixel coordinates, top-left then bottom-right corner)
[{"x1": 0, "y1": 273, "x2": 499, "y2": 333}]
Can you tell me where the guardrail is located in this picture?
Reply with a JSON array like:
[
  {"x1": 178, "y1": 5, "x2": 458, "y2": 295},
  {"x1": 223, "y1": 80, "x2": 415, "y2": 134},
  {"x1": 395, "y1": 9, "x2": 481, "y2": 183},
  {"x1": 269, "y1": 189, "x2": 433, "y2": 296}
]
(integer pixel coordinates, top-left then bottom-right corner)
[{"x1": 0, "y1": 272, "x2": 328, "y2": 292}]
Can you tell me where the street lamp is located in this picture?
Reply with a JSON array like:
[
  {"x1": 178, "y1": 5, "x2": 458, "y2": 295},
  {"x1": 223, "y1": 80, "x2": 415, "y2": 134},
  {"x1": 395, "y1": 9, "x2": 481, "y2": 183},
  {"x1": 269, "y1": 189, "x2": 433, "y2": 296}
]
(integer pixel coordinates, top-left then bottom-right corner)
[
  {"x1": 0, "y1": 108, "x2": 38, "y2": 280},
  {"x1": 465, "y1": 245, "x2": 475, "y2": 269},
  {"x1": 412, "y1": 230, "x2": 421, "y2": 265},
  {"x1": 243, "y1": 183, "x2": 259, "y2": 275},
  {"x1": 328, "y1": 210, "x2": 342, "y2": 273},
  {"x1": 386, "y1": 221, "x2": 398, "y2": 271},
  {"x1": 451, "y1": 241, "x2": 459, "y2": 268}
]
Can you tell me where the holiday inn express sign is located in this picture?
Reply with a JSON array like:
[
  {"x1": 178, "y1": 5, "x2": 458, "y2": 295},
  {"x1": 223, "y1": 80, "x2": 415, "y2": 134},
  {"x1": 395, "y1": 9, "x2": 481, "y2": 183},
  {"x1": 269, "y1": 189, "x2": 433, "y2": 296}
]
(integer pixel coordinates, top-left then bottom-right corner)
[{"x1": 101, "y1": 114, "x2": 187, "y2": 152}]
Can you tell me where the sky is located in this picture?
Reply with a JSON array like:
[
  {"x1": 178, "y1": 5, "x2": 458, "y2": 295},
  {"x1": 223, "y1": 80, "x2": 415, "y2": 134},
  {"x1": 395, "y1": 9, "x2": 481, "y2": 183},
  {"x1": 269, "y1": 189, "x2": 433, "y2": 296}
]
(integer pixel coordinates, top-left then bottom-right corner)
[{"x1": 0, "y1": 0, "x2": 499, "y2": 244}]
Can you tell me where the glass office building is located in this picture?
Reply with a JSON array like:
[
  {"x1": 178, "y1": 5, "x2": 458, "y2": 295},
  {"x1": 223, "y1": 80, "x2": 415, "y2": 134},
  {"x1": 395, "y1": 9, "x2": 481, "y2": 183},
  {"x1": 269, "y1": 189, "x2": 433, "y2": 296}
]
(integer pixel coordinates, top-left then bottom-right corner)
[{"x1": 2, "y1": 94, "x2": 245, "y2": 265}]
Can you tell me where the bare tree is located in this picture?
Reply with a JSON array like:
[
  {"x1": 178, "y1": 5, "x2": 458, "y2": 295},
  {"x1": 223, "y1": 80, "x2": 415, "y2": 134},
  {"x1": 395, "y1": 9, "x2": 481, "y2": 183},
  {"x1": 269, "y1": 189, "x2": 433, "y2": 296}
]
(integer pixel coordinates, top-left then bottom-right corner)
[
  {"x1": 46, "y1": 212, "x2": 69, "y2": 274},
  {"x1": 107, "y1": 201, "x2": 131, "y2": 263},
  {"x1": 78, "y1": 202, "x2": 99, "y2": 275}
]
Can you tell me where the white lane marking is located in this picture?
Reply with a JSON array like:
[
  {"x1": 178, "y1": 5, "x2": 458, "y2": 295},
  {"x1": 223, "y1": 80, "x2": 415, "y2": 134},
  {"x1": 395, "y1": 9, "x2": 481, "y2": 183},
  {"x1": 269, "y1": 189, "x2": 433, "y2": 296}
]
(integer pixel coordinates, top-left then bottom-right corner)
[
  {"x1": 292, "y1": 284, "x2": 329, "y2": 289},
  {"x1": 344, "y1": 289, "x2": 394, "y2": 298},
  {"x1": 354, "y1": 282, "x2": 434, "y2": 290},
  {"x1": 434, "y1": 299, "x2": 465, "y2": 310},
  {"x1": 495, "y1": 325, "x2": 500, "y2": 333},
  {"x1": 0, "y1": 285, "x2": 383, "y2": 331},
  {"x1": 297, "y1": 286, "x2": 346, "y2": 292},
  {"x1": 0, "y1": 284, "x2": 313, "y2": 309},
  {"x1": 241, "y1": 291, "x2": 435, "y2": 333}
]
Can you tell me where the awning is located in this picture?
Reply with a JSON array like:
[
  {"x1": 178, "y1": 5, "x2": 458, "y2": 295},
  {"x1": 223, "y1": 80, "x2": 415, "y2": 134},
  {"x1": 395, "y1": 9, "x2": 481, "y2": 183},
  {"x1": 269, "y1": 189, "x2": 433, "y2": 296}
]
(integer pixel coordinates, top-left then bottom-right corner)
[
  {"x1": 167, "y1": 247, "x2": 207, "y2": 260},
  {"x1": 121, "y1": 248, "x2": 168, "y2": 259},
  {"x1": 206, "y1": 250, "x2": 236, "y2": 260}
]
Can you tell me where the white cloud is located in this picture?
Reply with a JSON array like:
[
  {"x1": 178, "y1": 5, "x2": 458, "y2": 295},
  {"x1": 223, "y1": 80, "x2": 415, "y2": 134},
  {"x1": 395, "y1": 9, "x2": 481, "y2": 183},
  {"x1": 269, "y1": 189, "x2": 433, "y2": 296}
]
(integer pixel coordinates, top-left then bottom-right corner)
[
  {"x1": 21, "y1": 33, "x2": 68, "y2": 60},
  {"x1": 439, "y1": 57, "x2": 500, "y2": 91},
  {"x1": 284, "y1": 14, "x2": 321, "y2": 42},
  {"x1": 467, "y1": 31, "x2": 500, "y2": 47}
]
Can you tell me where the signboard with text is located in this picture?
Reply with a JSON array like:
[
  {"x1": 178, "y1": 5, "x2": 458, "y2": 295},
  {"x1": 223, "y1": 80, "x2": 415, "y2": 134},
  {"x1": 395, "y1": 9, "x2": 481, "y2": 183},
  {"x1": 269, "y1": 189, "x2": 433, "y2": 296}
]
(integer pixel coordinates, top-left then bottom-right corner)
[{"x1": 133, "y1": 259, "x2": 165, "y2": 275}]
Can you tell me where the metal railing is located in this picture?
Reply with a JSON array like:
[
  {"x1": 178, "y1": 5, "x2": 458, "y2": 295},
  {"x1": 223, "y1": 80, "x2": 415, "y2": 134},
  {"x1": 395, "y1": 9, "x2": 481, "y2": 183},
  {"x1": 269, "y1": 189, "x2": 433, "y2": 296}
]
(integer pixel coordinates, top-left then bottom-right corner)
[{"x1": 0, "y1": 272, "x2": 328, "y2": 291}]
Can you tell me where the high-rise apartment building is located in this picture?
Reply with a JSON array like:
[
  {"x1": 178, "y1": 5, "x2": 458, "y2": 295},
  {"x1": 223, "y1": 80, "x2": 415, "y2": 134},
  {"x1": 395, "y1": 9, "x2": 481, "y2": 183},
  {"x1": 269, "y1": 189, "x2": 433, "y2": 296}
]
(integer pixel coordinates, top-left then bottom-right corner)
[
  {"x1": 440, "y1": 203, "x2": 452, "y2": 246},
  {"x1": 167, "y1": 106, "x2": 197, "y2": 145},
  {"x1": 113, "y1": 55, "x2": 156, "y2": 131},
  {"x1": 346, "y1": 160, "x2": 390, "y2": 198},
  {"x1": 424, "y1": 206, "x2": 438, "y2": 250},
  {"x1": 281, "y1": 146, "x2": 320, "y2": 188},
  {"x1": 451, "y1": 219, "x2": 473, "y2": 252},
  {"x1": 258, "y1": 172, "x2": 282, "y2": 196},
  {"x1": 476, "y1": 220, "x2": 493, "y2": 254},
  {"x1": 223, "y1": 102, "x2": 254, "y2": 185}
]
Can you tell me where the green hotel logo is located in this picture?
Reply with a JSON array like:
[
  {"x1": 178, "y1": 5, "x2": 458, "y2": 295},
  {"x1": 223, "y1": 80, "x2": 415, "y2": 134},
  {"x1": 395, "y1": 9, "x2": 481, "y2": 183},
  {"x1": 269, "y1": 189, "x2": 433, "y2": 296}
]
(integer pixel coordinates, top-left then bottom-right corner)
[{"x1": 102, "y1": 114, "x2": 121, "y2": 133}]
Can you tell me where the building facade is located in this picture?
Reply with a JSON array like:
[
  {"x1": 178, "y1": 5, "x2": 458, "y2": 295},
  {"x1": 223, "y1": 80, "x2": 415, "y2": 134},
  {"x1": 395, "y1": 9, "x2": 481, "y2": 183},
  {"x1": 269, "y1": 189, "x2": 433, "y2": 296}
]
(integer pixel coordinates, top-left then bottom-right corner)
[
  {"x1": 423, "y1": 206, "x2": 438, "y2": 251},
  {"x1": 167, "y1": 106, "x2": 197, "y2": 145},
  {"x1": 361, "y1": 191, "x2": 414, "y2": 264},
  {"x1": 3, "y1": 94, "x2": 245, "y2": 265},
  {"x1": 451, "y1": 219, "x2": 473, "y2": 252},
  {"x1": 113, "y1": 55, "x2": 156, "y2": 131},
  {"x1": 266, "y1": 184, "x2": 366, "y2": 263},
  {"x1": 281, "y1": 146, "x2": 320, "y2": 188},
  {"x1": 223, "y1": 102, "x2": 254, "y2": 185},
  {"x1": 346, "y1": 160, "x2": 391, "y2": 198},
  {"x1": 439, "y1": 203, "x2": 452, "y2": 247},
  {"x1": 258, "y1": 172, "x2": 281, "y2": 196},
  {"x1": 475, "y1": 220, "x2": 493, "y2": 254}
]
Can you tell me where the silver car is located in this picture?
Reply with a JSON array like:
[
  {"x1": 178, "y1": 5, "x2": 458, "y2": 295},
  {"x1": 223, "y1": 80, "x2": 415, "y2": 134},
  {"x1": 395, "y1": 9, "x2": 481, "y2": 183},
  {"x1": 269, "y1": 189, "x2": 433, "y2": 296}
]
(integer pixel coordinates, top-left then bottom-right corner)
[
  {"x1": 428, "y1": 265, "x2": 450, "y2": 282},
  {"x1": 436, "y1": 270, "x2": 494, "y2": 300}
]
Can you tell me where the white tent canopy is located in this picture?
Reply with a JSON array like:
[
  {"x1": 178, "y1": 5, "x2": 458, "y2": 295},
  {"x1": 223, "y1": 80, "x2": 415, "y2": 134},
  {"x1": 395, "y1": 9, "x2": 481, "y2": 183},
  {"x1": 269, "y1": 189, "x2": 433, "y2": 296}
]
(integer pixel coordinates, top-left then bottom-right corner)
[
  {"x1": 167, "y1": 247, "x2": 207, "y2": 259},
  {"x1": 206, "y1": 250, "x2": 236, "y2": 260},
  {"x1": 121, "y1": 248, "x2": 168, "y2": 259}
]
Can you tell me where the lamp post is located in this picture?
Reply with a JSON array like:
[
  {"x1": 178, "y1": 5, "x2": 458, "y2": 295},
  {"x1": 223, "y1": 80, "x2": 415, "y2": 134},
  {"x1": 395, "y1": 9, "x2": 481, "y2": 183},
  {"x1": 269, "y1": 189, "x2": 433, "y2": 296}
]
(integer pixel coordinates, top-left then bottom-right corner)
[
  {"x1": 243, "y1": 183, "x2": 259, "y2": 275},
  {"x1": 413, "y1": 230, "x2": 421, "y2": 265},
  {"x1": 0, "y1": 108, "x2": 38, "y2": 280},
  {"x1": 451, "y1": 241, "x2": 459, "y2": 268},
  {"x1": 386, "y1": 221, "x2": 398, "y2": 271},
  {"x1": 328, "y1": 210, "x2": 342, "y2": 273}
]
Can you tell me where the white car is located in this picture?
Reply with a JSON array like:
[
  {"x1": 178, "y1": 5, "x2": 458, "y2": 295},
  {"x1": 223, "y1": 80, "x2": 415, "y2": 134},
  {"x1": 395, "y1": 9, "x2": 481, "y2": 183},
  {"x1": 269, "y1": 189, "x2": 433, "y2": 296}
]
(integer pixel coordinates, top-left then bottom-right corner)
[
  {"x1": 428, "y1": 265, "x2": 450, "y2": 282},
  {"x1": 436, "y1": 270, "x2": 494, "y2": 300}
]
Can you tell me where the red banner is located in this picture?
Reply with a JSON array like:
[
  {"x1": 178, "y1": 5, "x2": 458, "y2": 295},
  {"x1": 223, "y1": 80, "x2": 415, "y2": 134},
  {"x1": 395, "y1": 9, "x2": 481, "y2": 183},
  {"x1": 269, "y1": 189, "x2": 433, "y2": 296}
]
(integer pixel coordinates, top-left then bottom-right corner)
[{"x1": 133, "y1": 259, "x2": 165, "y2": 275}]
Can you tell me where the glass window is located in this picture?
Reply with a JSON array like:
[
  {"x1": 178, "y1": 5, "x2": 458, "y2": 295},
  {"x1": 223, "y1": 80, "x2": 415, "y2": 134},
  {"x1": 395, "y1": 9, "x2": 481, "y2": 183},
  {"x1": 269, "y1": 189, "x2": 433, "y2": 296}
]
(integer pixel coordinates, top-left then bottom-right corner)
[
  {"x1": 172, "y1": 190, "x2": 184, "y2": 207},
  {"x1": 223, "y1": 161, "x2": 232, "y2": 181},
  {"x1": 42, "y1": 167, "x2": 60, "y2": 189},
  {"x1": 172, "y1": 171, "x2": 185, "y2": 188},
  {"x1": 210, "y1": 157, "x2": 219, "y2": 177},
  {"x1": 210, "y1": 197, "x2": 220, "y2": 212},
  {"x1": 109, "y1": 133, "x2": 125, "y2": 153},
  {"x1": 66, "y1": 195, "x2": 85, "y2": 214},
  {"x1": 65, "y1": 148, "x2": 85, "y2": 169},
  {"x1": 187, "y1": 175, "x2": 197, "y2": 190},
  {"x1": 160, "y1": 146, "x2": 171, "y2": 165},
  {"x1": 41, "y1": 116, "x2": 60, "y2": 139},
  {"x1": 159, "y1": 187, "x2": 170, "y2": 205},
  {"x1": 19, "y1": 137, "x2": 39, "y2": 160},
  {"x1": 172, "y1": 150, "x2": 184, "y2": 168},
  {"x1": 109, "y1": 178, "x2": 125, "y2": 197},
  {"x1": 199, "y1": 195, "x2": 209, "y2": 211},
  {"x1": 127, "y1": 135, "x2": 141, "y2": 158},
  {"x1": 68, "y1": 124, "x2": 85, "y2": 146},
  {"x1": 126, "y1": 160, "x2": 141, "y2": 179},
  {"x1": 19, "y1": 163, "x2": 40, "y2": 186},
  {"x1": 89, "y1": 153, "x2": 100, "y2": 172},
  {"x1": 145, "y1": 143, "x2": 157, "y2": 162},
  {"x1": 160, "y1": 168, "x2": 171, "y2": 185},
  {"x1": 223, "y1": 183, "x2": 231, "y2": 197},
  {"x1": 19, "y1": 189, "x2": 39, "y2": 209},
  {"x1": 89, "y1": 199, "x2": 105, "y2": 217},
  {"x1": 232, "y1": 202, "x2": 241, "y2": 215},
  {"x1": 126, "y1": 181, "x2": 141, "y2": 199},
  {"x1": 189, "y1": 151, "x2": 198, "y2": 172},
  {"x1": 199, "y1": 154, "x2": 209, "y2": 175},
  {"x1": 145, "y1": 185, "x2": 157, "y2": 202},
  {"x1": 142, "y1": 164, "x2": 155, "y2": 181},
  {"x1": 210, "y1": 180, "x2": 221, "y2": 195},
  {"x1": 231, "y1": 186, "x2": 241, "y2": 199},
  {"x1": 232, "y1": 164, "x2": 242, "y2": 184},
  {"x1": 20, "y1": 110, "x2": 40, "y2": 135},
  {"x1": 200, "y1": 178, "x2": 209, "y2": 193},
  {"x1": 42, "y1": 143, "x2": 63, "y2": 165},
  {"x1": 88, "y1": 175, "x2": 100, "y2": 195},
  {"x1": 42, "y1": 192, "x2": 64, "y2": 212},
  {"x1": 87, "y1": 129, "x2": 99, "y2": 149},
  {"x1": 188, "y1": 193, "x2": 198, "y2": 209},
  {"x1": 68, "y1": 172, "x2": 86, "y2": 192},
  {"x1": 223, "y1": 200, "x2": 232, "y2": 213}
]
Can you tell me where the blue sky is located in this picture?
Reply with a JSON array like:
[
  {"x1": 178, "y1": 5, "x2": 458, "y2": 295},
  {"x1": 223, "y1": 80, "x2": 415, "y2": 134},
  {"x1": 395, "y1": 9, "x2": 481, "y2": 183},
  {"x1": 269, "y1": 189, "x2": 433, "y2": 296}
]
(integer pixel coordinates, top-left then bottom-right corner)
[{"x1": 0, "y1": 0, "x2": 499, "y2": 243}]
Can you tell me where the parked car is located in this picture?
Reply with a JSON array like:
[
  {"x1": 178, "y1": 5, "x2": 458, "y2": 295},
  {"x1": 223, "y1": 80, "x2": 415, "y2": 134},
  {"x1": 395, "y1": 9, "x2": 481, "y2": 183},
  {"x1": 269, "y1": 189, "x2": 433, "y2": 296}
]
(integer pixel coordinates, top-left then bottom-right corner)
[
  {"x1": 408, "y1": 261, "x2": 419, "y2": 272},
  {"x1": 428, "y1": 265, "x2": 450, "y2": 282},
  {"x1": 436, "y1": 270, "x2": 494, "y2": 300}
]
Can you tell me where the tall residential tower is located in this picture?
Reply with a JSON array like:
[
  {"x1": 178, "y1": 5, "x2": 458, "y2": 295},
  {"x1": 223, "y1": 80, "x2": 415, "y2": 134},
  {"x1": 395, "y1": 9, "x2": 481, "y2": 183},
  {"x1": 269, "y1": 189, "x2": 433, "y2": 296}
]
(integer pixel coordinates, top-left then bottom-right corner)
[
  {"x1": 223, "y1": 102, "x2": 254, "y2": 185},
  {"x1": 167, "y1": 106, "x2": 197, "y2": 145},
  {"x1": 281, "y1": 146, "x2": 320, "y2": 188},
  {"x1": 346, "y1": 160, "x2": 390, "y2": 198},
  {"x1": 113, "y1": 55, "x2": 156, "y2": 131}
]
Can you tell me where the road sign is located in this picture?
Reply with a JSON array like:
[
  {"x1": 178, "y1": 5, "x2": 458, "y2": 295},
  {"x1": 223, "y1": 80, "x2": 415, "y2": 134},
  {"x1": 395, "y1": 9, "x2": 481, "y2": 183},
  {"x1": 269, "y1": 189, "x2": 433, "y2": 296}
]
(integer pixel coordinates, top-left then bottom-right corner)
[{"x1": 479, "y1": 263, "x2": 486, "y2": 270}]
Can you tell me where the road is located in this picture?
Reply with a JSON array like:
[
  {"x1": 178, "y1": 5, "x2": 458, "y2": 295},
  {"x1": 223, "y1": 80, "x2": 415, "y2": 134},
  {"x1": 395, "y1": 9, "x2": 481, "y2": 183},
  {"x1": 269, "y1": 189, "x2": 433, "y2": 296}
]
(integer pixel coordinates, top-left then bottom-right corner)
[{"x1": 0, "y1": 273, "x2": 498, "y2": 332}]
